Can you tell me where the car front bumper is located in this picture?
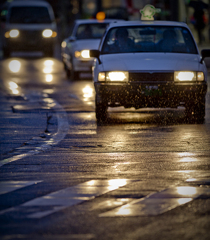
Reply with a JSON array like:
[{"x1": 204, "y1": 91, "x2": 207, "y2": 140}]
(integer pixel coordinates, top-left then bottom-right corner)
[
  {"x1": 94, "y1": 82, "x2": 207, "y2": 108},
  {"x1": 73, "y1": 58, "x2": 94, "y2": 72},
  {"x1": 6, "y1": 39, "x2": 54, "y2": 51},
  {"x1": 4, "y1": 35, "x2": 55, "y2": 51}
]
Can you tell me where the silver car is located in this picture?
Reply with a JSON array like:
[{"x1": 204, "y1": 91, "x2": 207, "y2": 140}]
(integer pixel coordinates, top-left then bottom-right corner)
[
  {"x1": 2, "y1": 0, "x2": 57, "y2": 57},
  {"x1": 61, "y1": 19, "x2": 119, "y2": 80}
]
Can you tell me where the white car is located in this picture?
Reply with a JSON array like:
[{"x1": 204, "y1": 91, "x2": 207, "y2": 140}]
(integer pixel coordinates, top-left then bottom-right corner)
[
  {"x1": 90, "y1": 20, "x2": 210, "y2": 123},
  {"x1": 61, "y1": 19, "x2": 119, "y2": 80},
  {"x1": 2, "y1": 0, "x2": 57, "y2": 57}
]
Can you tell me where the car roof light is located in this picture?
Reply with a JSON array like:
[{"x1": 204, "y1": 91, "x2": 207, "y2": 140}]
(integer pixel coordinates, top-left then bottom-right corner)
[{"x1": 140, "y1": 5, "x2": 161, "y2": 21}]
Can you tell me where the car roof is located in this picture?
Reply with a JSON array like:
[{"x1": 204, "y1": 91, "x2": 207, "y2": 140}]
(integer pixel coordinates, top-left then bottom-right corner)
[
  {"x1": 74, "y1": 19, "x2": 123, "y2": 25},
  {"x1": 8, "y1": 0, "x2": 51, "y2": 7},
  {"x1": 107, "y1": 20, "x2": 189, "y2": 29}
]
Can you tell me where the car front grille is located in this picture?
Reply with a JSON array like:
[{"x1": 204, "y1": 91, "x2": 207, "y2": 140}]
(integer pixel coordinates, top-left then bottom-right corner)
[
  {"x1": 129, "y1": 72, "x2": 174, "y2": 82},
  {"x1": 20, "y1": 30, "x2": 42, "y2": 41}
]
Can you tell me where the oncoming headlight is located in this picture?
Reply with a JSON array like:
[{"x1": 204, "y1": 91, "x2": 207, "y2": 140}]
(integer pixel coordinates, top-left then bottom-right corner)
[
  {"x1": 75, "y1": 50, "x2": 90, "y2": 59},
  {"x1": 81, "y1": 50, "x2": 90, "y2": 58},
  {"x1": 61, "y1": 41, "x2": 66, "y2": 48},
  {"x1": 6, "y1": 29, "x2": 19, "y2": 38},
  {"x1": 197, "y1": 72, "x2": 204, "y2": 81},
  {"x1": 98, "y1": 71, "x2": 129, "y2": 82},
  {"x1": 174, "y1": 71, "x2": 204, "y2": 81},
  {"x1": 42, "y1": 29, "x2": 53, "y2": 38}
]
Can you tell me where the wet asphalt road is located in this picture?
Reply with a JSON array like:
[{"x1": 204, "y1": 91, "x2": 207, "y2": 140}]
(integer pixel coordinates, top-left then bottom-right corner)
[{"x1": 0, "y1": 51, "x2": 210, "y2": 240}]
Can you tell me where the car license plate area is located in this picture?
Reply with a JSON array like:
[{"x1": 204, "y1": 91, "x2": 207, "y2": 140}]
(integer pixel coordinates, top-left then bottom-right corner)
[{"x1": 142, "y1": 85, "x2": 162, "y2": 96}]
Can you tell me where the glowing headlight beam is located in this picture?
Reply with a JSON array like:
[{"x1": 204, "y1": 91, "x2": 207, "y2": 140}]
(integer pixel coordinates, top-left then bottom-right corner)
[
  {"x1": 75, "y1": 50, "x2": 90, "y2": 59},
  {"x1": 61, "y1": 41, "x2": 66, "y2": 48},
  {"x1": 98, "y1": 72, "x2": 105, "y2": 81},
  {"x1": 81, "y1": 50, "x2": 90, "y2": 59},
  {"x1": 107, "y1": 71, "x2": 128, "y2": 81},
  {"x1": 197, "y1": 72, "x2": 204, "y2": 81},
  {"x1": 42, "y1": 29, "x2": 53, "y2": 38},
  {"x1": 175, "y1": 71, "x2": 196, "y2": 81},
  {"x1": 178, "y1": 72, "x2": 194, "y2": 81},
  {"x1": 9, "y1": 29, "x2": 19, "y2": 38},
  {"x1": 75, "y1": 51, "x2": 81, "y2": 58}
]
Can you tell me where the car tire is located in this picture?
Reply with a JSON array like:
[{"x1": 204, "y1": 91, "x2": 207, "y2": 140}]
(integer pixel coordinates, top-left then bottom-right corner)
[
  {"x1": 63, "y1": 63, "x2": 71, "y2": 78},
  {"x1": 69, "y1": 60, "x2": 80, "y2": 80},
  {"x1": 95, "y1": 98, "x2": 107, "y2": 122},
  {"x1": 185, "y1": 96, "x2": 205, "y2": 123}
]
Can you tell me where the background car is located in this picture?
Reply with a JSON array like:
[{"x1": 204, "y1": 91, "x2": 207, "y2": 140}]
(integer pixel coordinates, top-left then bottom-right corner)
[
  {"x1": 61, "y1": 19, "x2": 119, "y2": 80},
  {"x1": 1, "y1": 0, "x2": 57, "y2": 57},
  {"x1": 90, "y1": 21, "x2": 210, "y2": 123}
]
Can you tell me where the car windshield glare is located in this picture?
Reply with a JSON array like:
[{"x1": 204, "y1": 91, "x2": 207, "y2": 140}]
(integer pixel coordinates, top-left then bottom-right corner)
[
  {"x1": 76, "y1": 23, "x2": 109, "y2": 40},
  {"x1": 101, "y1": 26, "x2": 198, "y2": 54},
  {"x1": 9, "y1": 7, "x2": 52, "y2": 24}
]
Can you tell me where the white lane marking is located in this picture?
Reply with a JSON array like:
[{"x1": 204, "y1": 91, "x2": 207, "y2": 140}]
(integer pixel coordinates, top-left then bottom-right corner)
[
  {"x1": 2, "y1": 234, "x2": 95, "y2": 239},
  {"x1": 0, "y1": 99, "x2": 69, "y2": 168},
  {"x1": 186, "y1": 178, "x2": 210, "y2": 185},
  {"x1": 0, "y1": 181, "x2": 42, "y2": 195},
  {"x1": 99, "y1": 186, "x2": 210, "y2": 217},
  {"x1": 0, "y1": 179, "x2": 135, "y2": 218}
]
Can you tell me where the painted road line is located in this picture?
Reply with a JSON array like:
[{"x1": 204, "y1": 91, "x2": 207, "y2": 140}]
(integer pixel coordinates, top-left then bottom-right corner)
[
  {"x1": 0, "y1": 98, "x2": 69, "y2": 168},
  {"x1": 0, "y1": 181, "x2": 42, "y2": 195},
  {"x1": 0, "y1": 179, "x2": 135, "y2": 218},
  {"x1": 186, "y1": 178, "x2": 210, "y2": 185},
  {"x1": 0, "y1": 234, "x2": 95, "y2": 240},
  {"x1": 99, "y1": 186, "x2": 210, "y2": 217}
]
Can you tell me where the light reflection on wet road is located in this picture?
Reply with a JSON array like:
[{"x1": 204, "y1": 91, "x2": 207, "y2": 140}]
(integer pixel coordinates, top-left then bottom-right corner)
[
  {"x1": 1, "y1": 55, "x2": 210, "y2": 174},
  {"x1": 0, "y1": 56, "x2": 210, "y2": 239}
]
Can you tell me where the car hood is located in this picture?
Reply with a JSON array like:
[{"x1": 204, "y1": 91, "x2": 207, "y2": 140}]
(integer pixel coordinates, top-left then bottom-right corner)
[
  {"x1": 6, "y1": 23, "x2": 57, "y2": 31},
  {"x1": 74, "y1": 39, "x2": 101, "y2": 51},
  {"x1": 100, "y1": 53, "x2": 201, "y2": 71}
]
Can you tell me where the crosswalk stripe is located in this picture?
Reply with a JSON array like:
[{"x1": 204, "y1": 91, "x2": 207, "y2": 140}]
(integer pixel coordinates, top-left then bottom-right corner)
[
  {"x1": 0, "y1": 181, "x2": 42, "y2": 195},
  {"x1": 99, "y1": 186, "x2": 210, "y2": 217},
  {"x1": 0, "y1": 179, "x2": 135, "y2": 218}
]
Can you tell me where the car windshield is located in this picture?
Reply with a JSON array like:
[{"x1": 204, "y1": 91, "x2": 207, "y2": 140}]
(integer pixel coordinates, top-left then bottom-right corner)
[
  {"x1": 101, "y1": 26, "x2": 198, "y2": 54},
  {"x1": 76, "y1": 23, "x2": 109, "y2": 40},
  {"x1": 9, "y1": 7, "x2": 52, "y2": 24}
]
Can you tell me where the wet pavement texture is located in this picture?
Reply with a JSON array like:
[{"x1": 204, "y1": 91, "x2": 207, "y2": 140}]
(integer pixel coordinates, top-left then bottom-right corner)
[
  {"x1": 0, "y1": 48, "x2": 210, "y2": 240},
  {"x1": 0, "y1": 91, "x2": 57, "y2": 160}
]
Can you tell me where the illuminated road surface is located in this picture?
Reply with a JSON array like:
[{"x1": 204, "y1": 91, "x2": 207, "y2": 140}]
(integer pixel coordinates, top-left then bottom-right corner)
[{"x1": 0, "y1": 55, "x2": 210, "y2": 240}]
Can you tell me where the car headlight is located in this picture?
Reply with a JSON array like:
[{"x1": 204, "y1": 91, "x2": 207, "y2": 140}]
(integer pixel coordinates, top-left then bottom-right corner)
[
  {"x1": 61, "y1": 41, "x2": 67, "y2": 48},
  {"x1": 42, "y1": 29, "x2": 53, "y2": 38},
  {"x1": 174, "y1": 71, "x2": 204, "y2": 81},
  {"x1": 98, "y1": 71, "x2": 129, "y2": 82},
  {"x1": 75, "y1": 50, "x2": 90, "y2": 59},
  {"x1": 5, "y1": 29, "x2": 20, "y2": 38}
]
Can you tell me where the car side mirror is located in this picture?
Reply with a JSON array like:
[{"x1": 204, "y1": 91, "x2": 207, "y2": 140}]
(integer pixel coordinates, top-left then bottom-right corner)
[
  {"x1": 90, "y1": 50, "x2": 100, "y2": 58},
  {"x1": 69, "y1": 36, "x2": 76, "y2": 42},
  {"x1": 200, "y1": 49, "x2": 210, "y2": 63},
  {"x1": 90, "y1": 50, "x2": 101, "y2": 64}
]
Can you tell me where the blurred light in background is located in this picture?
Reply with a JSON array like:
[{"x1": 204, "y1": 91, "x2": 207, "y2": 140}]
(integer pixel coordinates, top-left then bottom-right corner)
[
  {"x1": 8, "y1": 60, "x2": 21, "y2": 73},
  {"x1": 8, "y1": 81, "x2": 19, "y2": 94},
  {"x1": 45, "y1": 74, "x2": 53, "y2": 82},
  {"x1": 82, "y1": 85, "x2": 93, "y2": 102},
  {"x1": 96, "y1": 11, "x2": 105, "y2": 20},
  {"x1": 43, "y1": 60, "x2": 54, "y2": 73}
]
